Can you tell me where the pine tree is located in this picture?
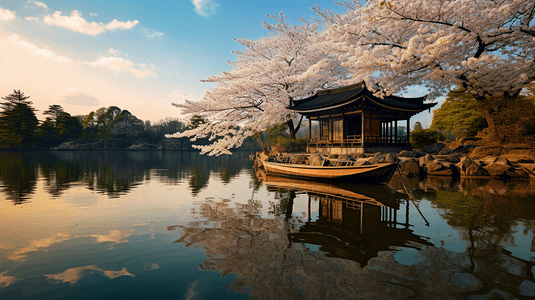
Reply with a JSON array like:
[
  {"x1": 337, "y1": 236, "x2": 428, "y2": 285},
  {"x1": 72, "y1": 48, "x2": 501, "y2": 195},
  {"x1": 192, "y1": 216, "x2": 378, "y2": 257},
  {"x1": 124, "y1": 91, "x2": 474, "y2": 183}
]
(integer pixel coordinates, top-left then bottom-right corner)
[{"x1": 0, "y1": 90, "x2": 39, "y2": 148}]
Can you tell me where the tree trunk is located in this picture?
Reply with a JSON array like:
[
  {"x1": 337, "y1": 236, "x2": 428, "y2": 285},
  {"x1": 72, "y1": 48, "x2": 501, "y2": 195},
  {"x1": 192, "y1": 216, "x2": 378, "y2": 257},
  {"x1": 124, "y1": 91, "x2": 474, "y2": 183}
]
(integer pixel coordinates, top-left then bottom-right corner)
[{"x1": 287, "y1": 115, "x2": 304, "y2": 140}]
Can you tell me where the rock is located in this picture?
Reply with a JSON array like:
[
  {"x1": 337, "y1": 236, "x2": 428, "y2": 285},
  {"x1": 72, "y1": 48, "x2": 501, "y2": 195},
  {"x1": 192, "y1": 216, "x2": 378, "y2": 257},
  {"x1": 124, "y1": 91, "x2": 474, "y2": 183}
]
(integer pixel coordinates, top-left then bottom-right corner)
[
  {"x1": 370, "y1": 152, "x2": 385, "y2": 164},
  {"x1": 465, "y1": 163, "x2": 490, "y2": 177},
  {"x1": 399, "y1": 150, "x2": 418, "y2": 158},
  {"x1": 470, "y1": 146, "x2": 504, "y2": 158},
  {"x1": 485, "y1": 163, "x2": 514, "y2": 177},
  {"x1": 422, "y1": 142, "x2": 446, "y2": 154},
  {"x1": 354, "y1": 159, "x2": 373, "y2": 166},
  {"x1": 506, "y1": 168, "x2": 530, "y2": 180},
  {"x1": 398, "y1": 159, "x2": 420, "y2": 177},
  {"x1": 426, "y1": 160, "x2": 444, "y2": 173},
  {"x1": 290, "y1": 154, "x2": 307, "y2": 164},
  {"x1": 495, "y1": 157, "x2": 512, "y2": 166},
  {"x1": 419, "y1": 154, "x2": 435, "y2": 168},
  {"x1": 519, "y1": 280, "x2": 535, "y2": 297},
  {"x1": 455, "y1": 157, "x2": 489, "y2": 176},
  {"x1": 483, "y1": 156, "x2": 498, "y2": 165},
  {"x1": 307, "y1": 154, "x2": 325, "y2": 166},
  {"x1": 438, "y1": 148, "x2": 454, "y2": 155},
  {"x1": 426, "y1": 161, "x2": 454, "y2": 176},
  {"x1": 384, "y1": 153, "x2": 398, "y2": 163},
  {"x1": 449, "y1": 272, "x2": 484, "y2": 293},
  {"x1": 452, "y1": 145, "x2": 465, "y2": 153},
  {"x1": 462, "y1": 144, "x2": 478, "y2": 153},
  {"x1": 339, "y1": 154, "x2": 354, "y2": 161}
]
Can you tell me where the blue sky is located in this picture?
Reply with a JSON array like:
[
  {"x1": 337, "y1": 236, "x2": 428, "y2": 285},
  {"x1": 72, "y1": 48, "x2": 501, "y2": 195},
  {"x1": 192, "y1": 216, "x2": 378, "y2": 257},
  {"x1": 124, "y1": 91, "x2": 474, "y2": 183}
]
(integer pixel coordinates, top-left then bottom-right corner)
[{"x1": 0, "y1": 0, "x2": 436, "y2": 127}]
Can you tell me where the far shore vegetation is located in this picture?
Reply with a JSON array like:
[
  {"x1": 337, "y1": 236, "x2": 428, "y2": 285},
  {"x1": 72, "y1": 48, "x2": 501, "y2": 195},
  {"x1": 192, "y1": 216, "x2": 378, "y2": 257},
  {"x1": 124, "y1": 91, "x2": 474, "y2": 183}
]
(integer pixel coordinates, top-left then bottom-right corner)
[
  {"x1": 1, "y1": 84, "x2": 534, "y2": 152},
  {"x1": 0, "y1": 89, "x2": 261, "y2": 151}
]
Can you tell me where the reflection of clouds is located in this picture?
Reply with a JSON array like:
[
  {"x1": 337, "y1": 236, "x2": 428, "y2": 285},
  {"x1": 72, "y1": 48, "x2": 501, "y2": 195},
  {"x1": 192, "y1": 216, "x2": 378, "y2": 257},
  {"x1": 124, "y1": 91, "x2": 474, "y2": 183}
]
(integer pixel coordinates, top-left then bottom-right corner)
[
  {"x1": 9, "y1": 233, "x2": 72, "y2": 261},
  {"x1": 8, "y1": 230, "x2": 132, "y2": 261},
  {"x1": 45, "y1": 265, "x2": 134, "y2": 285},
  {"x1": 183, "y1": 279, "x2": 209, "y2": 300},
  {"x1": 0, "y1": 271, "x2": 19, "y2": 289},
  {"x1": 90, "y1": 230, "x2": 132, "y2": 244},
  {"x1": 143, "y1": 262, "x2": 160, "y2": 271}
]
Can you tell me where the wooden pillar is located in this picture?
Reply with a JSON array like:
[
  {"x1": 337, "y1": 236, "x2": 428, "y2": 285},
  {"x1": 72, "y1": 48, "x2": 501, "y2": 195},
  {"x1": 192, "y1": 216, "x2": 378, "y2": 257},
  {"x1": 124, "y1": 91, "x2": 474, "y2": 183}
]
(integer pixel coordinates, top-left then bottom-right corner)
[
  {"x1": 330, "y1": 115, "x2": 333, "y2": 142},
  {"x1": 407, "y1": 117, "x2": 411, "y2": 144},
  {"x1": 395, "y1": 120, "x2": 398, "y2": 144},
  {"x1": 308, "y1": 118, "x2": 312, "y2": 140},
  {"x1": 390, "y1": 121, "x2": 394, "y2": 143},
  {"x1": 369, "y1": 113, "x2": 372, "y2": 142},
  {"x1": 361, "y1": 110, "x2": 365, "y2": 147}
]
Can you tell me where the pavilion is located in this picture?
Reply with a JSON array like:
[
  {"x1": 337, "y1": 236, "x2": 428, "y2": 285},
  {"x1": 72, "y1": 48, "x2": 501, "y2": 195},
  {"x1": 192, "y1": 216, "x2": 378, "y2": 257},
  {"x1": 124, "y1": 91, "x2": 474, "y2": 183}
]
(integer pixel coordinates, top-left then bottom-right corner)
[{"x1": 288, "y1": 82, "x2": 437, "y2": 155}]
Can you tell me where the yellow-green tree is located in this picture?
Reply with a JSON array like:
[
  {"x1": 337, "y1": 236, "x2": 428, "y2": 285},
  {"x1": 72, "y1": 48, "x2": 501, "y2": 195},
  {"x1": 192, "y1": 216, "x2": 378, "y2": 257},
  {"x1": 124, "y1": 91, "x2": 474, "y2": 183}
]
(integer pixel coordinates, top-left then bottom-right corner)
[{"x1": 430, "y1": 91, "x2": 487, "y2": 138}]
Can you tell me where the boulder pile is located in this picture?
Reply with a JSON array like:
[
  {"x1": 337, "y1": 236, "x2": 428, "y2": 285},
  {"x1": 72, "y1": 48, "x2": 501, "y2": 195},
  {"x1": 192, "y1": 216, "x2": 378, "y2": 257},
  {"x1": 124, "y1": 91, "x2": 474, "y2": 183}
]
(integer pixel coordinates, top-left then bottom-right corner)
[{"x1": 258, "y1": 141, "x2": 535, "y2": 181}]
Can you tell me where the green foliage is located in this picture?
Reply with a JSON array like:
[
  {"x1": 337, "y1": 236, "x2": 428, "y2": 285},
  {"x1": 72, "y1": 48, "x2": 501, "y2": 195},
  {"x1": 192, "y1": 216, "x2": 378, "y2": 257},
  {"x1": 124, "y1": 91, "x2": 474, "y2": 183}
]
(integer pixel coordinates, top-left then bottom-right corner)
[
  {"x1": 410, "y1": 129, "x2": 443, "y2": 149},
  {"x1": 0, "y1": 90, "x2": 39, "y2": 148},
  {"x1": 276, "y1": 137, "x2": 309, "y2": 152},
  {"x1": 186, "y1": 114, "x2": 205, "y2": 130},
  {"x1": 266, "y1": 123, "x2": 289, "y2": 148},
  {"x1": 430, "y1": 90, "x2": 488, "y2": 138}
]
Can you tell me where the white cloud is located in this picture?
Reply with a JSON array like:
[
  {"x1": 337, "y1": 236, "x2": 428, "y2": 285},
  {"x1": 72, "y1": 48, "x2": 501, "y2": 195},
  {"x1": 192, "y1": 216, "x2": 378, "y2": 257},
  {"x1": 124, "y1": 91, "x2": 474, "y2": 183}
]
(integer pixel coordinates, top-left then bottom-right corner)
[
  {"x1": 8, "y1": 34, "x2": 73, "y2": 64},
  {"x1": 147, "y1": 31, "x2": 163, "y2": 39},
  {"x1": 90, "y1": 13, "x2": 98, "y2": 17},
  {"x1": 105, "y1": 19, "x2": 138, "y2": 31},
  {"x1": 0, "y1": 7, "x2": 16, "y2": 21},
  {"x1": 61, "y1": 89, "x2": 100, "y2": 106},
  {"x1": 25, "y1": 16, "x2": 39, "y2": 21},
  {"x1": 43, "y1": 10, "x2": 139, "y2": 36},
  {"x1": 107, "y1": 47, "x2": 129, "y2": 58},
  {"x1": 191, "y1": 0, "x2": 218, "y2": 17},
  {"x1": 141, "y1": 27, "x2": 163, "y2": 39},
  {"x1": 87, "y1": 56, "x2": 156, "y2": 79},
  {"x1": 26, "y1": 1, "x2": 48, "y2": 10}
]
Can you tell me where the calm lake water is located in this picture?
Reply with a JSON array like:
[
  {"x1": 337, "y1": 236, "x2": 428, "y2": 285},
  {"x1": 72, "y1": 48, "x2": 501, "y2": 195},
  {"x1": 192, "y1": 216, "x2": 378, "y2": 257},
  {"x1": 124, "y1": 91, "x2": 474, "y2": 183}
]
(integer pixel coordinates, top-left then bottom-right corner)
[{"x1": 0, "y1": 151, "x2": 534, "y2": 299}]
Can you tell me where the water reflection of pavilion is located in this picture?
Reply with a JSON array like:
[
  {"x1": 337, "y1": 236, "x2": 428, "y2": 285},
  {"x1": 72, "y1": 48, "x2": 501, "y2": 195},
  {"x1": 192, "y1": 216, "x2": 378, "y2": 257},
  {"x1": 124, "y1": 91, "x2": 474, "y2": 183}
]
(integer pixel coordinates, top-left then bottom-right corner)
[{"x1": 265, "y1": 177, "x2": 432, "y2": 266}]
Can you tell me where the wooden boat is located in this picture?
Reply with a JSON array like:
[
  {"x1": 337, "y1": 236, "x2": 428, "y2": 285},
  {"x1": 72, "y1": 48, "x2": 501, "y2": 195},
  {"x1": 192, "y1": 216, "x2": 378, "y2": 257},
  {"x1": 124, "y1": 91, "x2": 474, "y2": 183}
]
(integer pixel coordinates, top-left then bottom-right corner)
[
  {"x1": 263, "y1": 175, "x2": 398, "y2": 208},
  {"x1": 260, "y1": 159, "x2": 397, "y2": 184}
]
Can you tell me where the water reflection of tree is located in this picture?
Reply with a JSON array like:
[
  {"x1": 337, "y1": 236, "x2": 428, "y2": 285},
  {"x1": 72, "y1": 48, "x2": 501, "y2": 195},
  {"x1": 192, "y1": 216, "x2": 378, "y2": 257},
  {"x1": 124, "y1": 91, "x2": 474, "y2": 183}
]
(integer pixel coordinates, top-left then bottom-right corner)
[
  {"x1": 172, "y1": 197, "x2": 459, "y2": 299},
  {"x1": 0, "y1": 152, "x2": 37, "y2": 205},
  {"x1": 0, "y1": 151, "x2": 254, "y2": 204}
]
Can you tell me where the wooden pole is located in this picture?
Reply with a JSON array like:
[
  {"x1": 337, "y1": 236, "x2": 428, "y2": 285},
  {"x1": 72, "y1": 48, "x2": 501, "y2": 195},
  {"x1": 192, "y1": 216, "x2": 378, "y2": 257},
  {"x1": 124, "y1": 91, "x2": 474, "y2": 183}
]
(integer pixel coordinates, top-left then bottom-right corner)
[
  {"x1": 396, "y1": 166, "x2": 429, "y2": 226},
  {"x1": 361, "y1": 110, "x2": 365, "y2": 147}
]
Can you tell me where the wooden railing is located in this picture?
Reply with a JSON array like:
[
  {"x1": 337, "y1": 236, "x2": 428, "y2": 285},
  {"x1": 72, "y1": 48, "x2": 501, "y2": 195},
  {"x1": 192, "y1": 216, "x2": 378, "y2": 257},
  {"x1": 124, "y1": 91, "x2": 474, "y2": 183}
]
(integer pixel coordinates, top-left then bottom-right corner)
[{"x1": 309, "y1": 136, "x2": 409, "y2": 147}]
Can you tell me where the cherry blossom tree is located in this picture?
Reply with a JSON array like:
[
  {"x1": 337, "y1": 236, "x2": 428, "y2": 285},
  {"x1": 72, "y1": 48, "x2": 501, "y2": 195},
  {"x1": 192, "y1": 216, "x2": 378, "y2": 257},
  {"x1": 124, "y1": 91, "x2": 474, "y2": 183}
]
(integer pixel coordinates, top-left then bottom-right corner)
[
  {"x1": 315, "y1": 0, "x2": 535, "y2": 141},
  {"x1": 168, "y1": 13, "x2": 348, "y2": 155}
]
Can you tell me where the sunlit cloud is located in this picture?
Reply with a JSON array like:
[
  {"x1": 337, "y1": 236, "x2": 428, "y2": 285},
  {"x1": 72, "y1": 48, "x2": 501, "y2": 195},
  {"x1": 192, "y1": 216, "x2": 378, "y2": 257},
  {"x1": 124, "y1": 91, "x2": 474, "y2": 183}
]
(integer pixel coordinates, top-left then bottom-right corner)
[
  {"x1": 0, "y1": 271, "x2": 20, "y2": 290},
  {"x1": 61, "y1": 89, "x2": 100, "y2": 106},
  {"x1": 90, "y1": 230, "x2": 132, "y2": 244},
  {"x1": 45, "y1": 265, "x2": 134, "y2": 285},
  {"x1": 8, "y1": 34, "x2": 73, "y2": 64},
  {"x1": 43, "y1": 10, "x2": 139, "y2": 36},
  {"x1": 26, "y1": 1, "x2": 48, "y2": 10},
  {"x1": 191, "y1": 0, "x2": 218, "y2": 17},
  {"x1": 25, "y1": 16, "x2": 40, "y2": 21},
  {"x1": 0, "y1": 7, "x2": 16, "y2": 21},
  {"x1": 9, "y1": 233, "x2": 72, "y2": 261},
  {"x1": 87, "y1": 56, "x2": 156, "y2": 78},
  {"x1": 7, "y1": 230, "x2": 133, "y2": 262},
  {"x1": 108, "y1": 47, "x2": 128, "y2": 57}
]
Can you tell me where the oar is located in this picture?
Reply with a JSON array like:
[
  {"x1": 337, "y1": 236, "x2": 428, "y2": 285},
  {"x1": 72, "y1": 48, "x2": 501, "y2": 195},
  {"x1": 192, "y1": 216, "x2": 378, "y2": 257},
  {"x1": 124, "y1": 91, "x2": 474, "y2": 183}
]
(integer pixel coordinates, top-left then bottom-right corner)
[{"x1": 396, "y1": 165, "x2": 430, "y2": 227}]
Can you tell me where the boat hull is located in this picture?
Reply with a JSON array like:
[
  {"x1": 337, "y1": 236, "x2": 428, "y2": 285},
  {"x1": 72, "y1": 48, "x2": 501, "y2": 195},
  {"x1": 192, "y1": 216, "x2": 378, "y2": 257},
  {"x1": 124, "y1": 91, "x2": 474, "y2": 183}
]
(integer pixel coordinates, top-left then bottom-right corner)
[{"x1": 261, "y1": 160, "x2": 397, "y2": 184}]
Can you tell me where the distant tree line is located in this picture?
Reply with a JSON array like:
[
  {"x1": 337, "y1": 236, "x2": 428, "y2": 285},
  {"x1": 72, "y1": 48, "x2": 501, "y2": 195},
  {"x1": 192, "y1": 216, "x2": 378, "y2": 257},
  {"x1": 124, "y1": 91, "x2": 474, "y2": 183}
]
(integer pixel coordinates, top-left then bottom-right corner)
[{"x1": 0, "y1": 90, "x2": 259, "y2": 151}]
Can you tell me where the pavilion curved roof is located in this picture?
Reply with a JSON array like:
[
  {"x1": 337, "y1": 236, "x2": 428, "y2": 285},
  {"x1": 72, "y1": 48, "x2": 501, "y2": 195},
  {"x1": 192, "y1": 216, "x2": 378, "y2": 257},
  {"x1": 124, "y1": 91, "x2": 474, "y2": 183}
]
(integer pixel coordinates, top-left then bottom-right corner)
[{"x1": 288, "y1": 82, "x2": 436, "y2": 114}]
